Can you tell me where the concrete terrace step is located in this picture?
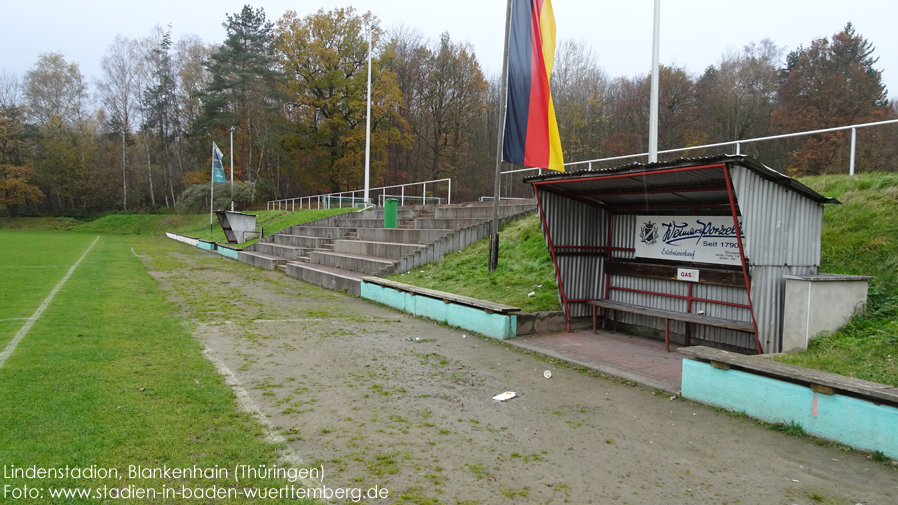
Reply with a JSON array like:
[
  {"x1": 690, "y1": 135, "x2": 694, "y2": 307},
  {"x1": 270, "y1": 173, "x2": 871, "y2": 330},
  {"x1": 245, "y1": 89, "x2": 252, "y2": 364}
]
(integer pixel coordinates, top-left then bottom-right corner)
[
  {"x1": 414, "y1": 218, "x2": 491, "y2": 230},
  {"x1": 334, "y1": 239, "x2": 424, "y2": 259},
  {"x1": 237, "y1": 251, "x2": 290, "y2": 270},
  {"x1": 434, "y1": 204, "x2": 535, "y2": 219},
  {"x1": 283, "y1": 226, "x2": 346, "y2": 238},
  {"x1": 356, "y1": 209, "x2": 417, "y2": 220},
  {"x1": 334, "y1": 218, "x2": 390, "y2": 228},
  {"x1": 253, "y1": 242, "x2": 308, "y2": 259},
  {"x1": 308, "y1": 250, "x2": 397, "y2": 275},
  {"x1": 356, "y1": 228, "x2": 452, "y2": 244},
  {"x1": 285, "y1": 262, "x2": 365, "y2": 296},
  {"x1": 272, "y1": 234, "x2": 331, "y2": 248}
]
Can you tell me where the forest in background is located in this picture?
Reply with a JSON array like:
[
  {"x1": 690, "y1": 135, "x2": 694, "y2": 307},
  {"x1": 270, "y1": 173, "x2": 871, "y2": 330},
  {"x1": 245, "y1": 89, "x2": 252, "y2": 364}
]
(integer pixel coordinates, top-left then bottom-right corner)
[{"x1": 1, "y1": 5, "x2": 896, "y2": 217}]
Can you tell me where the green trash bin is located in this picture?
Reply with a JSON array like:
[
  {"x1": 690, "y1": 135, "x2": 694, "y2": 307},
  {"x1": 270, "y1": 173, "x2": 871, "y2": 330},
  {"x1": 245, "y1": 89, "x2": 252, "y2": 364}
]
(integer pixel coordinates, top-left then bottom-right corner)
[{"x1": 384, "y1": 198, "x2": 398, "y2": 229}]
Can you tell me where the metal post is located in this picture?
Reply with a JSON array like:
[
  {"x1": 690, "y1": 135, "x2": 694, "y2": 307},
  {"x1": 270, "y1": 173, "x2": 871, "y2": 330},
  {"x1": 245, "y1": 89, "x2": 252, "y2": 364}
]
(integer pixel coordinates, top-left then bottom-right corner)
[
  {"x1": 736, "y1": 142, "x2": 741, "y2": 155},
  {"x1": 850, "y1": 127, "x2": 857, "y2": 175},
  {"x1": 364, "y1": 24, "x2": 376, "y2": 207},
  {"x1": 448, "y1": 178, "x2": 451, "y2": 205},
  {"x1": 423, "y1": 182, "x2": 427, "y2": 205},
  {"x1": 490, "y1": 0, "x2": 513, "y2": 272},
  {"x1": 401, "y1": 186, "x2": 405, "y2": 207},
  {"x1": 648, "y1": 0, "x2": 660, "y2": 163},
  {"x1": 229, "y1": 127, "x2": 235, "y2": 212}
]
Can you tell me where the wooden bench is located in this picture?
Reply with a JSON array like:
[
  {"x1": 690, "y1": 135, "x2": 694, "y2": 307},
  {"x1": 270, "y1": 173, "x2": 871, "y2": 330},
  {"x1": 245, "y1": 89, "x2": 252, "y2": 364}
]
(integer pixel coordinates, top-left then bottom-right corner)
[{"x1": 587, "y1": 299, "x2": 755, "y2": 352}]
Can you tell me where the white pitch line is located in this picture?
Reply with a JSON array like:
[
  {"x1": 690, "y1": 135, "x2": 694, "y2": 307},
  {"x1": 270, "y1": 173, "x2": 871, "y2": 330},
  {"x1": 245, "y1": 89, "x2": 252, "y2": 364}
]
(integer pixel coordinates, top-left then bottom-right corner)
[
  {"x1": 0, "y1": 318, "x2": 31, "y2": 322},
  {"x1": 0, "y1": 266, "x2": 68, "y2": 268},
  {"x1": 0, "y1": 235, "x2": 100, "y2": 369}
]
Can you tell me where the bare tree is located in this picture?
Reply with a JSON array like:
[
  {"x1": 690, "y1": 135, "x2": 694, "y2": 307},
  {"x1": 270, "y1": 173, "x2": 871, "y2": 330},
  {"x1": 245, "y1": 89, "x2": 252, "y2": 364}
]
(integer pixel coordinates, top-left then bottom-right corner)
[
  {"x1": 0, "y1": 70, "x2": 24, "y2": 110},
  {"x1": 98, "y1": 35, "x2": 140, "y2": 210},
  {"x1": 24, "y1": 53, "x2": 88, "y2": 128}
]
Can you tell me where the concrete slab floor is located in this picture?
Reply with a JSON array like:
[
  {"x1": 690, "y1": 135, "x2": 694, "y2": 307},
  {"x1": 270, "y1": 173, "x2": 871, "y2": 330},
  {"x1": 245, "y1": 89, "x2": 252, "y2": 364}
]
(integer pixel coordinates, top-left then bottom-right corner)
[{"x1": 507, "y1": 329, "x2": 685, "y2": 394}]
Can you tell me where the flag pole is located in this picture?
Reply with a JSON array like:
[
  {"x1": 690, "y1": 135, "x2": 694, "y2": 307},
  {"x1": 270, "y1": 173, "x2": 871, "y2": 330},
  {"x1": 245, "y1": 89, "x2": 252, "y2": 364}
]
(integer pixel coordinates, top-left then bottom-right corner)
[
  {"x1": 648, "y1": 0, "x2": 661, "y2": 163},
  {"x1": 230, "y1": 127, "x2": 235, "y2": 212},
  {"x1": 210, "y1": 143, "x2": 215, "y2": 232},
  {"x1": 489, "y1": 0, "x2": 513, "y2": 272}
]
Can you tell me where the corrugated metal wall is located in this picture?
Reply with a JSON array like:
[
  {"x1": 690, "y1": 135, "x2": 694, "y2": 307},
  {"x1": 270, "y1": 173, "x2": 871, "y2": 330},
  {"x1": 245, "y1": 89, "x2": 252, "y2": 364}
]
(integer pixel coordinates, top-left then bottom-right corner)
[
  {"x1": 538, "y1": 190, "x2": 607, "y2": 318},
  {"x1": 536, "y1": 162, "x2": 825, "y2": 353},
  {"x1": 730, "y1": 165, "x2": 824, "y2": 353}
]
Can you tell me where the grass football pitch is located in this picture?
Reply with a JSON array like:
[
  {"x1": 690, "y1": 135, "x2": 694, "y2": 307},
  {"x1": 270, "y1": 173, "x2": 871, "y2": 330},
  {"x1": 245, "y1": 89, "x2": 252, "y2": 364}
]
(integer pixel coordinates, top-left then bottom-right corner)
[{"x1": 0, "y1": 231, "x2": 314, "y2": 503}]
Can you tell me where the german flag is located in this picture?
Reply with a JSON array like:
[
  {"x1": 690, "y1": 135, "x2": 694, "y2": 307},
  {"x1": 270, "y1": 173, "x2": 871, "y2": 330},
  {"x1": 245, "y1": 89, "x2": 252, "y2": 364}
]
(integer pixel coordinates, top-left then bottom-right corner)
[{"x1": 502, "y1": 0, "x2": 564, "y2": 171}]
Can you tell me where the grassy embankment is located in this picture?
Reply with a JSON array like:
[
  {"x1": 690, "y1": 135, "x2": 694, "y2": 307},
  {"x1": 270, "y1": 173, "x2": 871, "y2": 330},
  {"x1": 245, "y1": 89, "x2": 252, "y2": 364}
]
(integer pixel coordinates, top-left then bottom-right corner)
[
  {"x1": 773, "y1": 173, "x2": 898, "y2": 386},
  {"x1": 0, "y1": 231, "x2": 315, "y2": 504}
]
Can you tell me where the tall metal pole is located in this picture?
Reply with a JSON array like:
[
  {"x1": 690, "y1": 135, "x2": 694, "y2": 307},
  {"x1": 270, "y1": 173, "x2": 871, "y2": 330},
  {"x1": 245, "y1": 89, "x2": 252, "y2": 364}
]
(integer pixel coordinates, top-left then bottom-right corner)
[
  {"x1": 364, "y1": 26, "x2": 374, "y2": 207},
  {"x1": 489, "y1": 0, "x2": 513, "y2": 272},
  {"x1": 648, "y1": 0, "x2": 661, "y2": 163},
  {"x1": 229, "y1": 126, "x2": 235, "y2": 211},
  {"x1": 210, "y1": 143, "x2": 214, "y2": 232}
]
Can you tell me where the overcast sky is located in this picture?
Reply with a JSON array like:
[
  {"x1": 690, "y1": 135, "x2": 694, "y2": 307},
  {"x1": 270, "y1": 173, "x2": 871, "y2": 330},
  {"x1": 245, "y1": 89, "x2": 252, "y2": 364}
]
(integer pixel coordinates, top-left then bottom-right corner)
[{"x1": 2, "y1": 0, "x2": 896, "y2": 101}]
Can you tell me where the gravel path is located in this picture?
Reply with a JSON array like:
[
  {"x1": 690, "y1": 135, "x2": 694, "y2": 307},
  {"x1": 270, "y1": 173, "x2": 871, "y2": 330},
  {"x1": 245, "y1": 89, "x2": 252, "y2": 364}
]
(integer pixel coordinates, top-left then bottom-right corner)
[{"x1": 144, "y1": 239, "x2": 898, "y2": 504}]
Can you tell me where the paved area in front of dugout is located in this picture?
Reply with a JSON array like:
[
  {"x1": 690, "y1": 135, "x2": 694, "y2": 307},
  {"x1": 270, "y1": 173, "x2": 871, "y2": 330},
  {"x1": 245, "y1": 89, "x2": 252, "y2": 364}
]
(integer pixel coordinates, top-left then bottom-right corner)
[{"x1": 508, "y1": 328, "x2": 686, "y2": 394}]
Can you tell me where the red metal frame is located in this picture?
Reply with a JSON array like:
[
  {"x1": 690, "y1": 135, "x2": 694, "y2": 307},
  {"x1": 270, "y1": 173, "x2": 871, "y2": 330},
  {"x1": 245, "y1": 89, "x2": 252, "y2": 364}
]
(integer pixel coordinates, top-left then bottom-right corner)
[
  {"x1": 531, "y1": 163, "x2": 728, "y2": 188},
  {"x1": 723, "y1": 165, "x2": 763, "y2": 354},
  {"x1": 534, "y1": 188, "x2": 572, "y2": 330},
  {"x1": 607, "y1": 286, "x2": 751, "y2": 309},
  {"x1": 580, "y1": 185, "x2": 728, "y2": 197}
]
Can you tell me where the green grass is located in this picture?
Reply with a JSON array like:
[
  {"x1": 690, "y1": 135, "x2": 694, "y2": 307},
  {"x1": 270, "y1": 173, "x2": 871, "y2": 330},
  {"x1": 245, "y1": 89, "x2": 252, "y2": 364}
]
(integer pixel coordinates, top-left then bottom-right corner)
[
  {"x1": 0, "y1": 233, "x2": 316, "y2": 503},
  {"x1": 0, "y1": 207, "x2": 354, "y2": 247},
  {"x1": 385, "y1": 213, "x2": 560, "y2": 312},
  {"x1": 773, "y1": 173, "x2": 898, "y2": 386},
  {"x1": 0, "y1": 232, "x2": 99, "y2": 347}
]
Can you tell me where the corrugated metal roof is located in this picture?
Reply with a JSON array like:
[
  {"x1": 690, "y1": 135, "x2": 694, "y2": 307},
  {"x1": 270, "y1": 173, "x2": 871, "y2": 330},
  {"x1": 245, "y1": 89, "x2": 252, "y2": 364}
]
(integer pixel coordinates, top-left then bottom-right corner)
[{"x1": 524, "y1": 155, "x2": 839, "y2": 207}]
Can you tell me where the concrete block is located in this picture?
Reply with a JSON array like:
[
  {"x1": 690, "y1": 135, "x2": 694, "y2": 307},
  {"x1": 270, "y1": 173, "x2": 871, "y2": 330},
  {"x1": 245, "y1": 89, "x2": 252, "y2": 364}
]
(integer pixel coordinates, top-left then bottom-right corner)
[{"x1": 681, "y1": 359, "x2": 898, "y2": 459}]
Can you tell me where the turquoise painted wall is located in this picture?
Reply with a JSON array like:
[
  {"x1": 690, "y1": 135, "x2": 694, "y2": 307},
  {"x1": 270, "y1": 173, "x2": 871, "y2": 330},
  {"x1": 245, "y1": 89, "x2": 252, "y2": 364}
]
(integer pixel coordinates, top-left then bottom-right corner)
[
  {"x1": 216, "y1": 247, "x2": 239, "y2": 259},
  {"x1": 681, "y1": 359, "x2": 898, "y2": 459},
  {"x1": 197, "y1": 240, "x2": 216, "y2": 251},
  {"x1": 360, "y1": 282, "x2": 516, "y2": 340}
]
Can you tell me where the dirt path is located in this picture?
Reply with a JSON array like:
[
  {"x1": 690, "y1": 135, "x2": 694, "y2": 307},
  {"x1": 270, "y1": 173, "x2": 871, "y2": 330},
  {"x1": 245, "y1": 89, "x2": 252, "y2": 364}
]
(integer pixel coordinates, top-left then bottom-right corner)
[{"x1": 139, "y1": 237, "x2": 897, "y2": 504}]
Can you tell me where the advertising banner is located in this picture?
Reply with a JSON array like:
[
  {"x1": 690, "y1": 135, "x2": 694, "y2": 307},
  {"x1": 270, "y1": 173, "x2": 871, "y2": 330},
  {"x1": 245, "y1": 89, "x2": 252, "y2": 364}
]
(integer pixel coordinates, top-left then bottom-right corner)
[{"x1": 634, "y1": 215, "x2": 745, "y2": 266}]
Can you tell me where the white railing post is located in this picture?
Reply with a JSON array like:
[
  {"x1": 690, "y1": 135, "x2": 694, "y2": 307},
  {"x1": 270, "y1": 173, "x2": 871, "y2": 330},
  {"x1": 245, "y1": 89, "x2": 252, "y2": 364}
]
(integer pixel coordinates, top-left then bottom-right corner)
[
  {"x1": 423, "y1": 183, "x2": 427, "y2": 205},
  {"x1": 850, "y1": 127, "x2": 857, "y2": 176},
  {"x1": 447, "y1": 179, "x2": 451, "y2": 205}
]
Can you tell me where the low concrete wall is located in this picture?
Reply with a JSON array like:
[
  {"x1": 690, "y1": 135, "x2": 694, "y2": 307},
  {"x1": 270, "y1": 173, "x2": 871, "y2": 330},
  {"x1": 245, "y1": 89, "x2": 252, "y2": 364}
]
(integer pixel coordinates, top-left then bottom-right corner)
[
  {"x1": 197, "y1": 239, "x2": 216, "y2": 251},
  {"x1": 782, "y1": 274, "x2": 873, "y2": 352},
  {"x1": 165, "y1": 232, "x2": 199, "y2": 247},
  {"x1": 681, "y1": 358, "x2": 898, "y2": 459},
  {"x1": 216, "y1": 245, "x2": 240, "y2": 260},
  {"x1": 516, "y1": 312, "x2": 592, "y2": 335},
  {"x1": 360, "y1": 281, "x2": 517, "y2": 340}
]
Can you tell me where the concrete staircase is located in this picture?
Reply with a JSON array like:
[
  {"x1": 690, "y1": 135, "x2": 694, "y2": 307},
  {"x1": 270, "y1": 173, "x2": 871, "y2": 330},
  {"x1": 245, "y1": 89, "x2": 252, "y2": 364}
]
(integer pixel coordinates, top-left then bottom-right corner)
[{"x1": 237, "y1": 201, "x2": 537, "y2": 295}]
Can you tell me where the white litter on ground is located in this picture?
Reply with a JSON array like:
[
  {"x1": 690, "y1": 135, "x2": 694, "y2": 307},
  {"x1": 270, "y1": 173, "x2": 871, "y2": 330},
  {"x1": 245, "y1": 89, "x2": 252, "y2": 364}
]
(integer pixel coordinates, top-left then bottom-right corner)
[{"x1": 493, "y1": 391, "x2": 517, "y2": 401}]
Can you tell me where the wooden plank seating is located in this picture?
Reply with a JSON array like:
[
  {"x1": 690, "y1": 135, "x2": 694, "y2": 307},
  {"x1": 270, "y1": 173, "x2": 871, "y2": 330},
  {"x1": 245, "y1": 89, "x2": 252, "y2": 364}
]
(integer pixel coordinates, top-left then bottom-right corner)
[{"x1": 587, "y1": 299, "x2": 755, "y2": 352}]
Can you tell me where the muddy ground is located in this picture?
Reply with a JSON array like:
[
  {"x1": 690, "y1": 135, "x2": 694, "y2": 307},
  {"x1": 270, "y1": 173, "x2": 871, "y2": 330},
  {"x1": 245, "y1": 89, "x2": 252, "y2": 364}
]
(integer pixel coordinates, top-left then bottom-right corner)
[{"x1": 140, "y1": 238, "x2": 897, "y2": 504}]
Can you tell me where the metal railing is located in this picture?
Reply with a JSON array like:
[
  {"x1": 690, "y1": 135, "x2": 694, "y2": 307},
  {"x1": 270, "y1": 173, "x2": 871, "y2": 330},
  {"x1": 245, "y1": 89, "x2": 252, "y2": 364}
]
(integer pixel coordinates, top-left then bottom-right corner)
[
  {"x1": 502, "y1": 118, "x2": 898, "y2": 183},
  {"x1": 267, "y1": 178, "x2": 451, "y2": 211}
]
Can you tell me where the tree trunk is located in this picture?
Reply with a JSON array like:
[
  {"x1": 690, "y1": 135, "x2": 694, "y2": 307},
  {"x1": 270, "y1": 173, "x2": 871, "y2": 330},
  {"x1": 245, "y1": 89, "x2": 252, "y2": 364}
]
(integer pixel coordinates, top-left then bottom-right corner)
[
  {"x1": 122, "y1": 129, "x2": 128, "y2": 210},
  {"x1": 144, "y1": 132, "x2": 155, "y2": 207}
]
